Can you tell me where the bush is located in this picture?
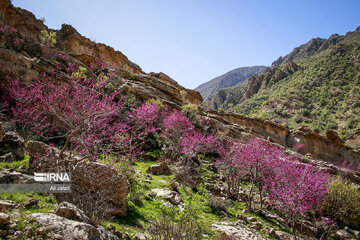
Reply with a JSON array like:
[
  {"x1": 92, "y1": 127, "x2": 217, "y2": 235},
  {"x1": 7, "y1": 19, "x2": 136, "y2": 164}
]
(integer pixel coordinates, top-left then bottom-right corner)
[
  {"x1": 40, "y1": 30, "x2": 56, "y2": 47},
  {"x1": 147, "y1": 203, "x2": 204, "y2": 240},
  {"x1": 322, "y1": 176, "x2": 360, "y2": 228},
  {"x1": 208, "y1": 196, "x2": 230, "y2": 215}
]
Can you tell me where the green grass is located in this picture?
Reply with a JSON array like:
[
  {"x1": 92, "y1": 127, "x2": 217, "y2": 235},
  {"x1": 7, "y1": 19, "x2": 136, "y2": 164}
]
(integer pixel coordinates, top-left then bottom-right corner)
[{"x1": 0, "y1": 155, "x2": 29, "y2": 170}]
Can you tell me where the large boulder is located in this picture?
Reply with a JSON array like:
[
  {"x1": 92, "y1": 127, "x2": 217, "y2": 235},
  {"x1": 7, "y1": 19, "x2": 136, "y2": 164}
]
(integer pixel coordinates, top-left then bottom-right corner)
[
  {"x1": 146, "y1": 161, "x2": 171, "y2": 175},
  {"x1": 0, "y1": 200, "x2": 16, "y2": 212},
  {"x1": 0, "y1": 131, "x2": 25, "y2": 158},
  {"x1": 30, "y1": 213, "x2": 101, "y2": 240},
  {"x1": 28, "y1": 141, "x2": 130, "y2": 217}
]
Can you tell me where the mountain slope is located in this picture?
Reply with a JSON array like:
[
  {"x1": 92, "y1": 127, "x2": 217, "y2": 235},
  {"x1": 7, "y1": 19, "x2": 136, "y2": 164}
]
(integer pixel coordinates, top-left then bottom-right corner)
[
  {"x1": 195, "y1": 66, "x2": 267, "y2": 99},
  {"x1": 229, "y1": 27, "x2": 360, "y2": 147}
]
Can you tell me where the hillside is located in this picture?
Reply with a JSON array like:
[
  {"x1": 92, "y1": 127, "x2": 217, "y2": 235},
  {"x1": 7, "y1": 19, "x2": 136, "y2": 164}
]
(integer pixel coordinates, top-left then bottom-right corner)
[
  {"x1": 208, "y1": 27, "x2": 360, "y2": 148},
  {"x1": 195, "y1": 66, "x2": 268, "y2": 99}
]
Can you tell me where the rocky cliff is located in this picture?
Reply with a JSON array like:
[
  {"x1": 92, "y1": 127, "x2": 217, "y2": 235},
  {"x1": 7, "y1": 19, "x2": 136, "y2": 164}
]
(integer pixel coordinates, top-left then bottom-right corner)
[{"x1": 0, "y1": 0, "x2": 202, "y2": 107}]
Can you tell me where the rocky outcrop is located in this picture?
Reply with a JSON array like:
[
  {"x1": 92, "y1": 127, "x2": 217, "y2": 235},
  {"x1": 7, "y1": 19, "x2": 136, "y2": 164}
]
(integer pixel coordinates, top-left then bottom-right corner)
[
  {"x1": 206, "y1": 111, "x2": 360, "y2": 169},
  {"x1": 0, "y1": 0, "x2": 202, "y2": 107},
  {"x1": 0, "y1": 200, "x2": 16, "y2": 212}
]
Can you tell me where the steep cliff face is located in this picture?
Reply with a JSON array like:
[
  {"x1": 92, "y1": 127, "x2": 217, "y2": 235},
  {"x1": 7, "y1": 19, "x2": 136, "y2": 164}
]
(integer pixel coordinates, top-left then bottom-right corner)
[{"x1": 0, "y1": 0, "x2": 202, "y2": 107}]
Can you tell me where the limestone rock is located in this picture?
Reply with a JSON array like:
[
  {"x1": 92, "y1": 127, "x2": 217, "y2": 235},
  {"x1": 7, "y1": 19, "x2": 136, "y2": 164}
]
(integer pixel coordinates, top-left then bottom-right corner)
[
  {"x1": 0, "y1": 213, "x2": 10, "y2": 226},
  {"x1": 0, "y1": 131, "x2": 25, "y2": 158},
  {"x1": 335, "y1": 230, "x2": 352, "y2": 240},
  {"x1": 0, "y1": 200, "x2": 16, "y2": 212},
  {"x1": 151, "y1": 188, "x2": 181, "y2": 205},
  {"x1": 146, "y1": 161, "x2": 171, "y2": 175},
  {"x1": 55, "y1": 202, "x2": 91, "y2": 224},
  {"x1": 97, "y1": 226, "x2": 120, "y2": 240},
  {"x1": 212, "y1": 221, "x2": 267, "y2": 240},
  {"x1": 30, "y1": 213, "x2": 100, "y2": 240}
]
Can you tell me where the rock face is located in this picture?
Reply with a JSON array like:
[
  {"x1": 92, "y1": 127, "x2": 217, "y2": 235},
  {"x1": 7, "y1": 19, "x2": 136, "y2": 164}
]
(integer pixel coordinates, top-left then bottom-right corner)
[
  {"x1": 30, "y1": 213, "x2": 101, "y2": 240},
  {"x1": 0, "y1": 131, "x2": 25, "y2": 158},
  {"x1": 146, "y1": 161, "x2": 171, "y2": 175},
  {"x1": 212, "y1": 221, "x2": 267, "y2": 240},
  {"x1": 0, "y1": 200, "x2": 16, "y2": 212},
  {"x1": 195, "y1": 66, "x2": 268, "y2": 99},
  {"x1": 207, "y1": 111, "x2": 360, "y2": 169}
]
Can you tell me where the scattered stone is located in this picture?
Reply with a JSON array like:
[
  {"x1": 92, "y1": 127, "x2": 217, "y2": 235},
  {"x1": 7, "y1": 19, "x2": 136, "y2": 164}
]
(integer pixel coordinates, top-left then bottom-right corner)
[
  {"x1": 146, "y1": 161, "x2": 171, "y2": 175},
  {"x1": 252, "y1": 221, "x2": 262, "y2": 229},
  {"x1": 335, "y1": 229, "x2": 352, "y2": 240},
  {"x1": 274, "y1": 230, "x2": 297, "y2": 240},
  {"x1": 54, "y1": 201, "x2": 92, "y2": 224},
  {"x1": 236, "y1": 214, "x2": 248, "y2": 223},
  {"x1": 30, "y1": 213, "x2": 100, "y2": 240},
  {"x1": 158, "y1": 180, "x2": 167, "y2": 184},
  {"x1": 247, "y1": 217, "x2": 257, "y2": 222},
  {"x1": 0, "y1": 152, "x2": 15, "y2": 162},
  {"x1": 133, "y1": 232, "x2": 149, "y2": 240},
  {"x1": 0, "y1": 131, "x2": 25, "y2": 158},
  {"x1": 24, "y1": 198, "x2": 39, "y2": 209},
  {"x1": 212, "y1": 221, "x2": 267, "y2": 240},
  {"x1": 0, "y1": 213, "x2": 10, "y2": 226},
  {"x1": 151, "y1": 188, "x2": 181, "y2": 205},
  {"x1": 0, "y1": 200, "x2": 16, "y2": 212},
  {"x1": 13, "y1": 231, "x2": 23, "y2": 238},
  {"x1": 97, "y1": 226, "x2": 120, "y2": 240}
]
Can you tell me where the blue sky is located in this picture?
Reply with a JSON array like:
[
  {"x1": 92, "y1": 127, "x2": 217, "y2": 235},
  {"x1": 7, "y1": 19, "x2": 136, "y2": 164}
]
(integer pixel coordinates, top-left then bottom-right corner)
[{"x1": 12, "y1": 0, "x2": 360, "y2": 89}]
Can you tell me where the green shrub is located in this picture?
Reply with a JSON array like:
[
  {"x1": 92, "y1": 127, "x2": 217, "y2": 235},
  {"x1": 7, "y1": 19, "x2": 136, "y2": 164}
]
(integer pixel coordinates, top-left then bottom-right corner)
[
  {"x1": 181, "y1": 103, "x2": 198, "y2": 121},
  {"x1": 322, "y1": 176, "x2": 360, "y2": 227},
  {"x1": 40, "y1": 30, "x2": 56, "y2": 47}
]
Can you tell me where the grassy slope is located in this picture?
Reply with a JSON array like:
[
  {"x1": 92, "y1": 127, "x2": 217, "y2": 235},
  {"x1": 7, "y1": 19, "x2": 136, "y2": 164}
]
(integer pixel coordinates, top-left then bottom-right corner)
[{"x1": 231, "y1": 40, "x2": 360, "y2": 146}]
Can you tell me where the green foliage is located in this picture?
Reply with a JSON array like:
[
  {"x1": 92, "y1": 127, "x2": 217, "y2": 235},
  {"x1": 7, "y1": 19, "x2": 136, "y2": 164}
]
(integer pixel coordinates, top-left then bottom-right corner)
[
  {"x1": 322, "y1": 176, "x2": 360, "y2": 227},
  {"x1": 0, "y1": 155, "x2": 29, "y2": 170},
  {"x1": 40, "y1": 29, "x2": 56, "y2": 47},
  {"x1": 181, "y1": 102, "x2": 198, "y2": 121},
  {"x1": 230, "y1": 39, "x2": 360, "y2": 142},
  {"x1": 146, "y1": 98, "x2": 164, "y2": 109}
]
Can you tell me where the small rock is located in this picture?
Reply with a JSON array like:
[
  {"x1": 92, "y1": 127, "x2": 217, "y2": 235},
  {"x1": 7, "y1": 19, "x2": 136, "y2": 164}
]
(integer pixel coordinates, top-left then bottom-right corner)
[
  {"x1": 113, "y1": 230, "x2": 123, "y2": 239},
  {"x1": 247, "y1": 217, "x2": 257, "y2": 222},
  {"x1": 335, "y1": 229, "x2": 352, "y2": 240},
  {"x1": 24, "y1": 198, "x2": 39, "y2": 209},
  {"x1": 54, "y1": 201, "x2": 92, "y2": 224},
  {"x1": 151, "y1": 188, "x2": 181, "y2": 205},
  {"x1": 0, "y1": 200, "x2": 16, "y2": 212},
  {"x1": 274, "y1": 230, "x2": 296, "y2": 240},
  {"x1": 158, "y1": 180, "x2": 167, "y2": 184},
  {"x1": 236, "y1": 213, "x2": 248, "y2": 222},
  {"x1": 146, "y1": 161, "x2": 171, "y2": 175},
  {"x1": 0, "y1": 213, "x2": 10, "y2": 226},
  {"x1": 14, "y1": 231, "x2": 23, "y2": 238},
  {"x1": 133, "y1": 233, "x2": 149, "y2": 240},
  {"x1": 252, "y1": 221, "x2": 262, "y2": 229}
]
